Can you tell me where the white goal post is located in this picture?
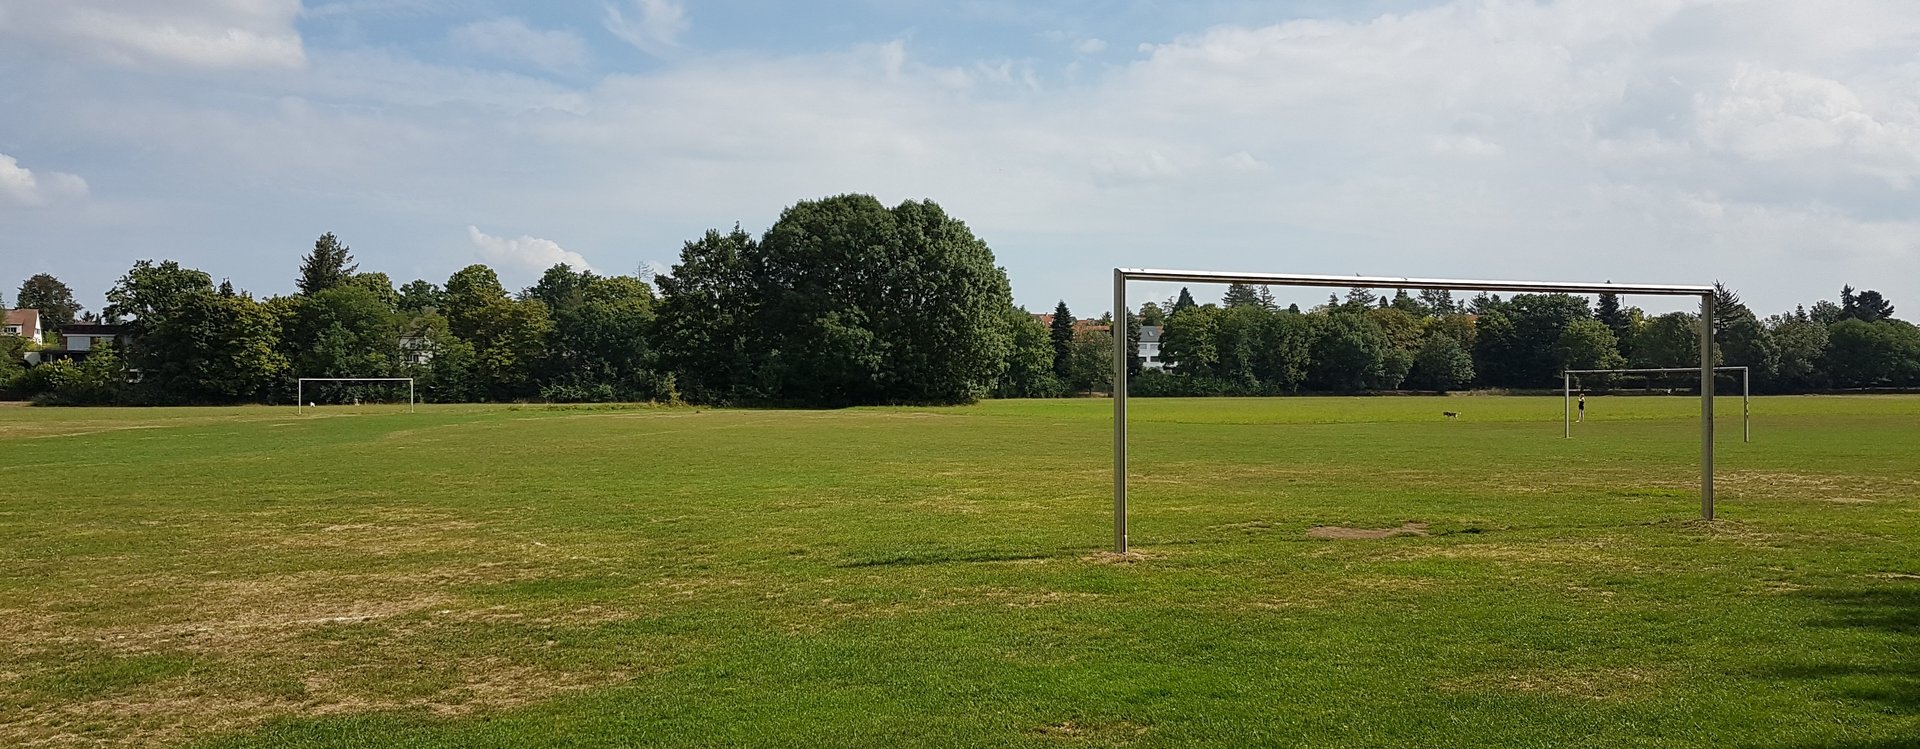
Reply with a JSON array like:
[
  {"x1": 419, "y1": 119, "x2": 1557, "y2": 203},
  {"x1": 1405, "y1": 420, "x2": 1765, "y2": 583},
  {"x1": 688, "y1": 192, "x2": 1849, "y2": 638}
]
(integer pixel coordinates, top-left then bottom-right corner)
[
  {"x1": 1112, "y1": 268, "x2": 1717, "y2": 554},
  {"x1": 297, "y1": 377, "x2": 416, "y2": 415},
  {"x1": 1564, "y1": 367, "x2": 1749, "y2": 443}
]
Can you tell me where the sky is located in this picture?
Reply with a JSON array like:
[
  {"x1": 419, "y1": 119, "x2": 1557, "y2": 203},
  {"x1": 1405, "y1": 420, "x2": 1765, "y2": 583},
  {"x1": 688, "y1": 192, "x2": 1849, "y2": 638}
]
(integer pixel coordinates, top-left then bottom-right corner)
[{"x1": 2, "y1": 0, "x2": 1918, "y2": 318}]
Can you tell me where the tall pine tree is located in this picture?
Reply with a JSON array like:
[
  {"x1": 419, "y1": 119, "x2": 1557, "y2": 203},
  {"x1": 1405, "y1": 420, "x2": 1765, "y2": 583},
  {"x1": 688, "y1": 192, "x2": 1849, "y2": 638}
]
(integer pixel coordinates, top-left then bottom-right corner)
[
  {"x1": 1172, "y1": 287, "x2": 1197, "y2": 314},
  {"x1": 1050, "y1": 301, "x2": 1075, "y2": 379},
  {"x1": 297, "y1": 232, "x2": 358, "y2": 296},
  {"x1": 1596, "y1": 290, "x2": 1631, "y2": 355},
  {"x1": 1222, "y1": 283, "x2": 1261, "y2": 309}
]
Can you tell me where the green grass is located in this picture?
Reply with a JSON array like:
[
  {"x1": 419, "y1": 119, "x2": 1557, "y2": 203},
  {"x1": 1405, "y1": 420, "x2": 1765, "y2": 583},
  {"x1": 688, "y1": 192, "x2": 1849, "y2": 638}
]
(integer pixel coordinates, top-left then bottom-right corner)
[{"x1": 1, "y1": 395, "x2": 1918, "y2": 748}]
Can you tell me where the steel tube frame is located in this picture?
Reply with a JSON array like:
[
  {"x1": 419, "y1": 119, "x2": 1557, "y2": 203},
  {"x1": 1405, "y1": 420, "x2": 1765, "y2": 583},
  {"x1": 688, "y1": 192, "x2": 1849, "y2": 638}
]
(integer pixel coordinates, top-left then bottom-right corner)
[
  {"x1": 1563, "y1": 366, "x2": 1750, "y2": 443},
  {"x1": 297, "y1": 377, "x2": 416, "y2": 415},
  {"x1": 1112, "y1": 269, "x2": 1716, "y2": 554}
]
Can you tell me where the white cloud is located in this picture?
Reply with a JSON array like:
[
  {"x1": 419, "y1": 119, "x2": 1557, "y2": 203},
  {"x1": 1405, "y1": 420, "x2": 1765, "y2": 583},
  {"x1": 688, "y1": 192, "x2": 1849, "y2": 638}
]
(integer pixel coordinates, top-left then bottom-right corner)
[
  {"x1": 450, "y1": 17, "x2": 589, "y2": 72},
  {"x1": 603, "y1": 0, "x2": 688, "y2": 57},
  {"x1": 0, "y1": 153, "x2": 88, "y2": 206},
  {"x1": 467, "y1": 226, "x2": 596, "y2": 282},
  {"x1": 0, "y1": 0, "x2": 305, "y2": 69},
  {"x1": 8, "y1": 0, "x2": 1920, "y2": 315},
  {"x1": 1075, "y1": 38, "x2": 1107, "y2": 54}
]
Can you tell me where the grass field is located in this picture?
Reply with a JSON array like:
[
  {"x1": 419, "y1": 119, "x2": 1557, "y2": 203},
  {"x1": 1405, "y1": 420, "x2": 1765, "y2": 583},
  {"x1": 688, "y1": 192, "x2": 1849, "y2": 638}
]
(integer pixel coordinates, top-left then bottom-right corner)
[{"x1": 3, "y1": 395, "x2": 1919, "y2": 748}]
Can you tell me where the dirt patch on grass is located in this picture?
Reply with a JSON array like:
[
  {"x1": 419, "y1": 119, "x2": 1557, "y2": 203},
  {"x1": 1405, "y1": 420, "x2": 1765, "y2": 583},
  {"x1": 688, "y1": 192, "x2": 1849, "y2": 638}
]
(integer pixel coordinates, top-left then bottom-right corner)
[
  {"x1": 1307, "y1": 522, "x2": 1428, "y2": 540},
  {"x1": 1719, "y1": 470, "x2": 1920, "y2": 504},
  {"x1": 1080, "y1": 550, "x2": 1162, "y2": 565},
  {"x1": 1034, "y1": 718, "x2": 1149, "y2": 743},
  {"x1": 1440, "y1": 666, "x2": 1665, "y2": 701}
]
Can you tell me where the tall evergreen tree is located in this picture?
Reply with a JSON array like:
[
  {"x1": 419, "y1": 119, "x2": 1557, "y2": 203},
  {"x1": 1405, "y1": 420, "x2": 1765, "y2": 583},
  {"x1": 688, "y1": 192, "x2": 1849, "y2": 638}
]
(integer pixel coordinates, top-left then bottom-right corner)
[
  {"x1": 1596, "y1": 291, "x2": 1631, "y2": 354},
  {"x1": 1172, "y1": 287, "x2": 1197, "y2": 314},
  {"x1": 297, "y1": 233, "x2": 358, "y2": 296},
  {"x1": 1050, "y1": 301, "x2": 1075, "y2": 379},
  {"x1": 1851, "y1": 289, "x2": 1896, "y2": 323},
  {"x1": 1417, "y1": 288, "x2": 1455, "y2": 315},
  {"x1": 1222, "y1": 283, "x2": 1262, "y2": 309}
]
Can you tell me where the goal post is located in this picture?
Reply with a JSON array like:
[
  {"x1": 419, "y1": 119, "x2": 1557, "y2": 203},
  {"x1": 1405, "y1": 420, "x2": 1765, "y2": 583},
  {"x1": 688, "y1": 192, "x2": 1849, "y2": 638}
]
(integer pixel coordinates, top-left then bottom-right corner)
[
  {"x1": 1112, "y1": 268, "x2": 1717, "y2": 554},
  {"x1": 1564, "y1": 366, "x2": 1749, "y2": 443},
  {"x1": 297, "y1": 377, "x2": 416, "y2": 415}
]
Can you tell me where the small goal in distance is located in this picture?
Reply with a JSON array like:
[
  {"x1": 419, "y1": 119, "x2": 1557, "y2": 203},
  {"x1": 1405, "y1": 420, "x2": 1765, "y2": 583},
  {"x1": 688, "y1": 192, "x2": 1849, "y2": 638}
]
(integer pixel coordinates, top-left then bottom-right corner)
[
  {"x1": 1110, "y1": 268, "x2": 1720, "y2": 555},
  {"x1": 1563, "y1": 366, "x2": 1750, "y2": 443},
  {"x1": 297, "y1": 377, "x2": 416, "y2": 415}
]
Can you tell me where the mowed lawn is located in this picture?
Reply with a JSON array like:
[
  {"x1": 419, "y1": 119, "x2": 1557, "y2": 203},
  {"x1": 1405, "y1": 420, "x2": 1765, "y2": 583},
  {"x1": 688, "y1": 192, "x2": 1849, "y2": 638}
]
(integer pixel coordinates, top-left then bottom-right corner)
[{"x1": 2, "y1": 395, "x2": 1919, "y2": 748}]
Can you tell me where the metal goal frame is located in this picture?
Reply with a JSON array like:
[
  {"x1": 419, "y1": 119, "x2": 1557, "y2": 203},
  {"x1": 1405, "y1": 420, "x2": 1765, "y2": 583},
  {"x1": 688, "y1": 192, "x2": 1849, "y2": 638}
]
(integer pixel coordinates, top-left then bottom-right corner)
[
  {"x1": 297, "y1": 377, "x2": 416, "y2": 415},
  {"x1": 1112, "y1": 268, "x2": 1717, "y2": 554},
  {"x1": 1564, "y1": 366, "x2": 1749, "y2": 443}
]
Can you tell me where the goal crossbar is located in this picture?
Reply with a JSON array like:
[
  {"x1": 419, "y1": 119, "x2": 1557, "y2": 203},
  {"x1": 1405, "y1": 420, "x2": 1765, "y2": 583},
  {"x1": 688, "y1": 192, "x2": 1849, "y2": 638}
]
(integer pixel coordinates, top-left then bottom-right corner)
[
  {"x1": 297, "y1": 377, "x2": 416, "y2": 415},
  {"x1": 1563, "y1": 367, "x2": 1749, "y2": 442},
  {"x1": 1112, "y1": 268, "x2": 1718, "y2": 554}
]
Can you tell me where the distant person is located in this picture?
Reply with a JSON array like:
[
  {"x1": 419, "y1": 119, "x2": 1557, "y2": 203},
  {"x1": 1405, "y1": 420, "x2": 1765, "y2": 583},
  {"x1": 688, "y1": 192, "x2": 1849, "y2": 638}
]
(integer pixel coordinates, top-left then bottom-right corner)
[{"x1": 1578, "y1": 393, "x2": 1586, "y2": 423}]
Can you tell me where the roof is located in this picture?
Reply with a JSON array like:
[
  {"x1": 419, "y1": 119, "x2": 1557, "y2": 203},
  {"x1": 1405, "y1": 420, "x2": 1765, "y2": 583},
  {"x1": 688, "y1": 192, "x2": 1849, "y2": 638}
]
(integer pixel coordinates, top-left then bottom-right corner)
[
  {"x1": 1139, "y1": 325, "x2": 1162, "y2": 344},
  {"x1": 58, "y1": 324, "x2": 130, "y2": 335},
  {"x1": 5, "y1": 309, "x2": 38, "y2": 327}
]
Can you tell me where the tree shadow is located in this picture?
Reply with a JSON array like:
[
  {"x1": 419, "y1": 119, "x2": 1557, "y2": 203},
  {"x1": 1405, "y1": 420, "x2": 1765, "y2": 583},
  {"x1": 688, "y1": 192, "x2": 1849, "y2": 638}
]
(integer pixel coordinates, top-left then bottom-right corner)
[{"x1": 1747, "y1": 585, "x2": 1920, "y2": 748}]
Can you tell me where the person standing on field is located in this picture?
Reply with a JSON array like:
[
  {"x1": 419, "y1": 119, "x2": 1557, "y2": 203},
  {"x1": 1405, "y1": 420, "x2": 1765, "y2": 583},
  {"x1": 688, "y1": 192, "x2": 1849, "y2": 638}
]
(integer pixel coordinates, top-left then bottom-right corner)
[{"x1": 1578, "y1": 393, "x2": 1586, "y2": 423}]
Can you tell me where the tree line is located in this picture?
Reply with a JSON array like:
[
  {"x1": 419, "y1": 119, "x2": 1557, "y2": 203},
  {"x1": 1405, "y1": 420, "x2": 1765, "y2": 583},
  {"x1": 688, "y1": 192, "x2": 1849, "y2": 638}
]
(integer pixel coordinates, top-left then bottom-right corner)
[
  {"x1": 1108, "y1": 282, "x2": 1916, "y2": 396},
  {"x1": 3, "y1": 193, "x2": 1915, "y2": 405}
]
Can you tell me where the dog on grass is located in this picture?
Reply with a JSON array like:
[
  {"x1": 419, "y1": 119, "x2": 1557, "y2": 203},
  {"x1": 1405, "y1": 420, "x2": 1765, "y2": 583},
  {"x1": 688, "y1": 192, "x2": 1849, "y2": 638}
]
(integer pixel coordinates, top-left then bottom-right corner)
[{"x1": 1442, "y1": 411, "x2": 1460, "y2": 420}]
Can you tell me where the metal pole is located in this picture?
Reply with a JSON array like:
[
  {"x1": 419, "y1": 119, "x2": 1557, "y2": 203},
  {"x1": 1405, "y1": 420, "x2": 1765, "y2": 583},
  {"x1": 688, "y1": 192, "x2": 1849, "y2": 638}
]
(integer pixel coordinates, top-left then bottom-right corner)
[
  {"x1": 1700, "y1": 294, "x2": 1715, "y2": 521},
  {"x1": 1743, "y1": 367, "x2": 1750, "y2": 443},
  {"x1": 410, "y1": 379, "x2": 416, "y2": 414},
  {"x1": 1112, "y1": 269, "x2": 1129, "y2": 554},
  {"x1": 1563, "y1": 372, "x2": 1571, "y2": 438},
  {"x1": 297, "y1": 380, "x2": 303, "y2": 416}
]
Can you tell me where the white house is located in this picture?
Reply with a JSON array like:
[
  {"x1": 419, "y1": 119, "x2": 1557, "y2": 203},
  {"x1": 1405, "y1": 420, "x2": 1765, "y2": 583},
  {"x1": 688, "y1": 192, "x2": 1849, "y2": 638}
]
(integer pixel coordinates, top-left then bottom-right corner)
[
  {"x1": 1139, "y1": 325, "x2": 1165, "y2": 370},
  {"x1": 59, "y1": 324, "x2": 127, "y2": 352}
]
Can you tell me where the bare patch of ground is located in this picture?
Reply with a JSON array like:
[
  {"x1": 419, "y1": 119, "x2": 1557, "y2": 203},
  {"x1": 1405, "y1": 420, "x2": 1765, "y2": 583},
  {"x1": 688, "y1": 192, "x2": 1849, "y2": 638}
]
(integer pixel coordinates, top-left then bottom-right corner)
[
  {"x1": 1307, "y1": 522, "x2": 1428, "y2": 540},
  {"x1": 1080, "y1": 550, "x2": 1161, "y2": 565},
  {"x1": 1439, "y1": 666, "x2": 1665, "y2": 701},
  {"x1": 1033, "y1": 718, "x2": 1149, "y2": 743}
]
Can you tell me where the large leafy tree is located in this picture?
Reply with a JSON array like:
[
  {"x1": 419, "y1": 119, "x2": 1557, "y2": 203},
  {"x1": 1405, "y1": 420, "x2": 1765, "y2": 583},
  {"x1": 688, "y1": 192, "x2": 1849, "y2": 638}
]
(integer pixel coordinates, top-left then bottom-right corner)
[
  {"x1": 297, "y1": 233, "x2": 358, "y2": 296},
  {"x1": 397, "y1": 280, "x2": 445, "y2": 313},
  {"x1": 1631, "y1": 312, "x2": 1706, "y2": 368},
  {"x1": 748, "y1": 195, "x2": 1012, "y2": 405},
  {"x1": 992, "y1": 307, "x2": 1061, "y2": 398},
  {"x1": 1823, "y1": 319, "x2": 1920, "y2": 387},
  {"x1": 1556, "y1": 318, "x2": 1627, "y2": 375},
  {"x1": 1408, "y1": 332, "x2": 1474, "y2": 392},
  {"x1": 1308, "y1": 311, "x2": 1398, "y2": 391},
  {"x1": 1159, "y1": 304, "x2": 1222, "y2": 378},
  {"x1": 657, "y1": 228, "x2": 759, "y2": 404},
  {"x1": 104, "y1": 261, "x2": 286, "y2": 402},
  {"x1": 538, "y1": 266, "x2": 667, "y2": 400},
  {"x1": 1066, "y1": 328, "x2": 1114, "y2": 393},
  {"x1": 15, "y1": 273, "x2": 82, "y2": 328},
  {"x1": 1766, "y1": 311, "x2": 1830, "y2": 391},
  {"x1": 442, "y1": 264, "x2": 552, "y2": 399},
  {"x1": 286, "y1": 284, "x2": 399, "y2": 380}
]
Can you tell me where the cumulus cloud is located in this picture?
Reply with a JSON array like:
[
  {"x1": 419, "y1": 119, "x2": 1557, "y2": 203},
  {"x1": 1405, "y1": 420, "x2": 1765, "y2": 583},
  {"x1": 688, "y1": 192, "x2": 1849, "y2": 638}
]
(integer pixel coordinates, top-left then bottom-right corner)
[
  {"x1": 0, "y1": 153, "x2": 88, "y2": 206},
  {"x1": 468, "y1": 226, "x2": 597, "y2": 282},
  {"x1": 603, "y1": 0, "x2": 688, "y2": 57},
  {"x1": 0, "y1": 0, "x2": 305, "y2": 69},
  {"x1": 450, "y1": 17, "x2": 589, "y2": 72}
]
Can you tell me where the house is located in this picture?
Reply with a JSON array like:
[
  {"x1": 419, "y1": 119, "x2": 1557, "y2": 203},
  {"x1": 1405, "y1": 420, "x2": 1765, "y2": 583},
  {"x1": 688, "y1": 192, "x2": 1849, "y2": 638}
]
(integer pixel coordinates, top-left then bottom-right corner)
[
  {"x1": 399, "y1": 334, "x2": 434, "y2": 366},
  {"x1": 59, "y1": 324, "x2": 130, "y2": 353},
  {"x1": 26, "y1": 323, "x2": 132, "y2": 366},
  {"x1": 1139, "y1": 325, "x2": 1165, "y2": 370},
  {"x1": 3, "y1": 309, "x2": 40, "y2": 341}
]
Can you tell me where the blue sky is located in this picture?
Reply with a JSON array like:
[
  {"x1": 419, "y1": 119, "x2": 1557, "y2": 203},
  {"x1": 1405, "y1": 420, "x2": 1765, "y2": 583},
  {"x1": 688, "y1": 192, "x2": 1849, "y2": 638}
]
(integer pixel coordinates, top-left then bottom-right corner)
[{"x1": 3, "y1": 0, "x2": 1918, "y2": 318}]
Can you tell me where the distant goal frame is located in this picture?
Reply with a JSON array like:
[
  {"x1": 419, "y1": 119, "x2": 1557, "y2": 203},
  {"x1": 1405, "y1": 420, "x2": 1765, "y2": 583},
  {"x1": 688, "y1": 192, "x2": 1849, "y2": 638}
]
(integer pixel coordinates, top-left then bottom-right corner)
[
  {"x1": 1564, "y1": 366, "x2": 1749, "y2": 443},
  {"x1": 1112, "y1": 268, "x2": 1718, "y2": 555},
  {"x1": 296, "y1": 377, "x2": 416, "y2": 415}
]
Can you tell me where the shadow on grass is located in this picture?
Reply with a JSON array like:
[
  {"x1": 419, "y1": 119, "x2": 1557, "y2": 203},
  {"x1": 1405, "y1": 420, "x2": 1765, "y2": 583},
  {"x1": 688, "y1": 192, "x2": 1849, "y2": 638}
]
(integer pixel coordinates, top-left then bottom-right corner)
[
  {"x1": 838, "y1": 548, "x2": 1064, "y2": 568},
  {"x1": 1751, "y1": 584, "x2": 1920, "y2": 748}
]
